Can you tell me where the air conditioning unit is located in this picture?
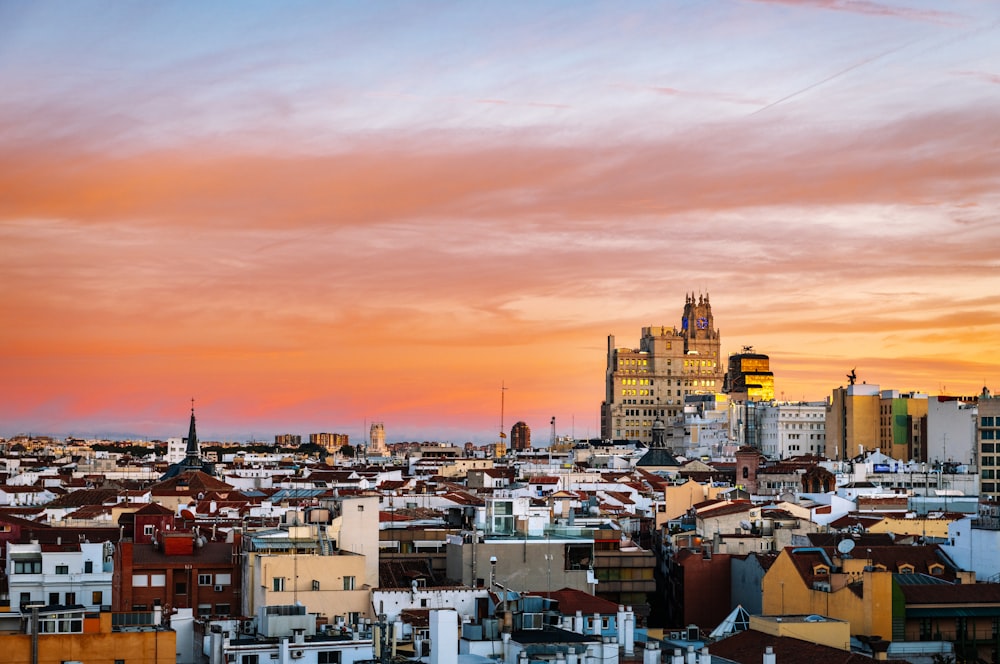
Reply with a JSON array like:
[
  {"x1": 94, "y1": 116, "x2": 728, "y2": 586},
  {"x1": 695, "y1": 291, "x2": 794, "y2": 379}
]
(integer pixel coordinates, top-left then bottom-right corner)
[
  {"x1": 668, "y1": 631, "x2": 680, "y2": 640},
  {"x1": 242, "y1": 621, "x2": 255, "y2": 634},
  {"x1": 215, "y1": 585, "x2": 224, "y2": 592},
  {"x1": 291, "y1": 650, "x2": 304, "y2": 659}
]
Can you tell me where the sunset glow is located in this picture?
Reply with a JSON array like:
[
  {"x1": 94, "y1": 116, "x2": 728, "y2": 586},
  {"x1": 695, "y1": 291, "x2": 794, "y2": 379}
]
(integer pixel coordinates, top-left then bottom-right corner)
[{"x1": 2, "y1": 2, "x2": 999, "y2": 442}]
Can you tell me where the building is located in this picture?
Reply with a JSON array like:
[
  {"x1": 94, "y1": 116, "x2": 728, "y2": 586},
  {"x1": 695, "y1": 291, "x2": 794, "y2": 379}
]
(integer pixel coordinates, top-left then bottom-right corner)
[
  {"x1": 724, "y1": 348, "x2": 774, "y2": 402},
  {"x1": 274, "y1": 434, "x2": 301, "y2": 446},
  {"x1": 826, "y1": 382, "x2": 881, "y2": 460},
  {"x1": 979, "y1": 387, "x2": 1000, "y2": 500},
  {"x1": 242, "y1": 497, "x2": 380, "y2": 622},
  {"x1": 7, "y1": 540, "x2": 113, "y2": 610},
  {"x1": 601, "y1": 293, "x2": 723, "y2": 445},
  {"x1": 511, "y1": 421, "x2": 531, "y2": 451},
  {"x1": 310, "y1": 432, "x2": 350, "y2": 452},
  {"x1": 0, "y1": 606, "x2": 175, "y2": 664},
  {"x1": 878, "y1": 390, "x2": 928, "y2": 462},
  {"x1": 113, "y1": 530, "x2": 243, "y2": 618},
  {"x1": 369, "y1": 422, "x2": 387, "y2": 455},
  {"x1": 758, "y1": 401, "x2": 827, "y2": 460},
  {"x1": 927, "y1": 395, "x2": 978, "y2": 467}
]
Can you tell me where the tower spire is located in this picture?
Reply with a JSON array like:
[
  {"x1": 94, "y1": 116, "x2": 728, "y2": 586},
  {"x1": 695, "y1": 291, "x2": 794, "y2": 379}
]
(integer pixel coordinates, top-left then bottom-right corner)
[{"x1": 184, "y1": 398, "x2": 201, "y2": 468}]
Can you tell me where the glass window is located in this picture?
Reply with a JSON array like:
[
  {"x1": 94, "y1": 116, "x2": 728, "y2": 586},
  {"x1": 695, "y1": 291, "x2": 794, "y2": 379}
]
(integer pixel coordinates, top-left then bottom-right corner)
[
  {"x1": 55, "y1": 565, "x2": 69, "y2": 575},
  {"x1": 84, "y1": 561, "x2": 93, "y2": 574},
  {"x1": 92, "y1": 591, "x2": 103, "y2": 605},
  {"x1": 272, "y1": 577, "x2": 285, "y2": 592},
  {"x1": 343, "y1": 576, "x2": 356, "y2": 590},
  {"x1": 198, "y1": 574, "x2": 213, "y2": 586},
  {"x1": 318, "y1": 652, "x2": 341, "y2": 664}
]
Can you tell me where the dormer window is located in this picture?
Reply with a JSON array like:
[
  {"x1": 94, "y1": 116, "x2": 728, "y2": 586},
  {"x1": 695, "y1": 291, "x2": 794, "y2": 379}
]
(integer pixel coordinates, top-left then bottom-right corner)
[
  {"x1": 813, "y1": 564, "x2": 829, "y2": 576},
  {"x1": 929, "y1": 563, "x2": 944, "y2": 576},
  {"x1": 873, "y1": 564, "x2": 887, "y2": 572},
  {"x1": 898, "y1": 563, "x2": 915, "y2": 574}
]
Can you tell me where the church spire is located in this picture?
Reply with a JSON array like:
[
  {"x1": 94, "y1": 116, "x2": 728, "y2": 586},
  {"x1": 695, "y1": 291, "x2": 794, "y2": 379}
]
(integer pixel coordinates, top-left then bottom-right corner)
[{"x1": 184, "y1": 398, "x2": 201, "y2": 467}]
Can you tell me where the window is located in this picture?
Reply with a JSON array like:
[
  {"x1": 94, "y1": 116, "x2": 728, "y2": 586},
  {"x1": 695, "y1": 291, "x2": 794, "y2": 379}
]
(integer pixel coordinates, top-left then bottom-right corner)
[
  {"x1": 318, "y1": 652, "x2": 341, "y2": 664},
  {"x1": 175, "y1": 581, "x2": 187, "y2": 595},
  {"x1": 14, "y1": 560, "x2": 41, "y2": 574},
  {"x1": 198, "y1": 574, "x2": 213, "y2": 586},
  {"x1": 242, "y1": 656, "x2": 259, "y2": 664},
  {"x1": 38, "y1": 612, "x2": 83, "y2": 634},
  {"x1": 48, "y1": 592, "x2": 59, "y2": 605},
  {"x1": 215, "y1": 603, "x2": 231, "y2": 615},
  {"x1": 197, "y1": 603, "x2": 212, "y2": 617},
  {"x1": 343, "y1": 576, "x2": 356, "y2": 590},
  {"x1": 92, "y1": 591, "x2": 103, "y2": 605},
  {"x1": 143, "y1": 524, "x2": 155, "y2": 536},
  {"x1": 150, "y1": 574, "x2": 166, "y2": 587},
  {"x1": 53, "y1": 565, "x2": 68, "y2": 576},
  {"x1": 65, "y1": 592, "x2": 76, "y2": 605},
  {"x1": 272, "y1": 577, "x2": 285, "y2": 592},
  {"x1": 19, "y1": 592, "x2": 31, "y2": 606},
  {"x1": 215, "y1": 573, "x2": 232, "y2": 585}
]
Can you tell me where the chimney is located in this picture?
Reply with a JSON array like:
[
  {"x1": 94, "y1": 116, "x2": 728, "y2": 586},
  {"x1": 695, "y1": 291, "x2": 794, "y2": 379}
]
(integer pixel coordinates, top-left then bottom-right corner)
[
  {"x1": 592, "y1": 613, "x2": 601, "y2": 636},
  {"x1": 671, "y1": 648, "x2": 684, "y2": 664},
  {"x1": 643, "y1": 642, "x2": 660, "y2": 664},
  {"x1": 429, "y1": 609, "x2": 458, "y2": 664},
  {"x1": 686, "y1": 645, "x2": 697, "y2": 664},
  {"x1": 574, "y1": 610, "x2": 584, "y2": 634},
  {"x1": 698, "y1": 647, "x2": 711, "y2": 664},
  {"x1": 763, "y1": 645, "x2": 776, "y2": 664},
  {"x1": 622, "y1": 606, "x2": 634, "y2": 656}
]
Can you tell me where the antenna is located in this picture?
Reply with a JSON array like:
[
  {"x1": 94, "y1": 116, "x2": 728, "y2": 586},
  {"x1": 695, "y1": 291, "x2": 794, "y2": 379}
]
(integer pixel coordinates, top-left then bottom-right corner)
[{"x1": 499, "y1": 381, "x2": 508, "y2": 444}]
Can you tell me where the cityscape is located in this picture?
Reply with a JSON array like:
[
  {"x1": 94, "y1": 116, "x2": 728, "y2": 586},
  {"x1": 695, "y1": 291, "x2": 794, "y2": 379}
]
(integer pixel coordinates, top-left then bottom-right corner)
[
  {"x1": 3, "y1": 2, "x2": 1000, "y2": 664},
  {"x1": 1, "y1": 295, "x2": 999, "y2": 664}
]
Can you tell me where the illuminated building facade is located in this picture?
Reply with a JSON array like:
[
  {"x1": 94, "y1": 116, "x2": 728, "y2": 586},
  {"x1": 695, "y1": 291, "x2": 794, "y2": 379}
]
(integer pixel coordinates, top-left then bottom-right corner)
[
  {"x1": 724, "y1": 350, "x2": 774, "y2": 402},
  {"x1": 600, "y1": 293, "x2": 723, "y2": 444}
]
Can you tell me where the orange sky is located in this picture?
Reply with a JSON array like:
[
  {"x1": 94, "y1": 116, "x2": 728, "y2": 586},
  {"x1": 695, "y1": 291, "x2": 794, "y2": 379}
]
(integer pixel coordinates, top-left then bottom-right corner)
[{"x1": 2, "y1": 2, "x2": 999, "y2": 442}]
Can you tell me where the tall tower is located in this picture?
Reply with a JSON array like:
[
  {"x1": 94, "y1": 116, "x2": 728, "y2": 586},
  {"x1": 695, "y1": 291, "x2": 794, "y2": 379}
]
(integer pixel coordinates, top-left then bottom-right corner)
[
  {"x1": 600, "y1": 293, "x2": 723, "y2": 444},
  {"x1": 369, "y1": 422, "x2": 386, "y2": 455},
  {"x1": 511, "y1": 421, "x2": 531, "y2": 451}
]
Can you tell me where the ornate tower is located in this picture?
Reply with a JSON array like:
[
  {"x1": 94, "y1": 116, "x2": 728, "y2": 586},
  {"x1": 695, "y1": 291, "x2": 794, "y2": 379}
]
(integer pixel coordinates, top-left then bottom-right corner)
[
  {"x1": 369, "y1": 422, "x2": 386, "y2": 455},
  {"x1": 182, "y1": 401, "x2": 202, "y2": 471}
]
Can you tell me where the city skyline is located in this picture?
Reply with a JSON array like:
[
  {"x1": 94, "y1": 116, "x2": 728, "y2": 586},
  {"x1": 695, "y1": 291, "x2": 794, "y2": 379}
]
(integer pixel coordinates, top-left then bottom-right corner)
[{"x1": 2, "y1": 2, "x2": 999, "y2": 443}]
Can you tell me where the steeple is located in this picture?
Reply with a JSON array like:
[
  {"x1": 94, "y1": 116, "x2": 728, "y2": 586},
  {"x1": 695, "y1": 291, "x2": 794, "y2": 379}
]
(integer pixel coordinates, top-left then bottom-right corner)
[{"x1": 184, "y1": 398, "x2": 201, "y2": 468}]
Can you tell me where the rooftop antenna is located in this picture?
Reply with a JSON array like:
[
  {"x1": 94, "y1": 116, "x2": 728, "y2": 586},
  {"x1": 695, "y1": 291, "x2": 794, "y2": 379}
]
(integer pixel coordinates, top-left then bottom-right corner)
[{"x1": 499, "y1": 381, "x2": 508, "y2": 445}]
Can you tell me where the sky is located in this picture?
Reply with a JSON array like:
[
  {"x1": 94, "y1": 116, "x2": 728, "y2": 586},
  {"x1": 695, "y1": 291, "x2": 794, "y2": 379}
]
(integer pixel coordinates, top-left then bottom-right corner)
[{"x1": 2, "y1": 1, "x2": 999, "y2": 444}]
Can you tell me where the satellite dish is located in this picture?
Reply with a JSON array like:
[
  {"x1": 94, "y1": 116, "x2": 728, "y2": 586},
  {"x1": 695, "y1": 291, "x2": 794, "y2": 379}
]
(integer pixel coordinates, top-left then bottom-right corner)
[
  {"x1": 739, "y1": 521, "x2": 752, "y2": 531},
  {"x1": 837, "y1": 539, "x2": 856, "y2": 555}
]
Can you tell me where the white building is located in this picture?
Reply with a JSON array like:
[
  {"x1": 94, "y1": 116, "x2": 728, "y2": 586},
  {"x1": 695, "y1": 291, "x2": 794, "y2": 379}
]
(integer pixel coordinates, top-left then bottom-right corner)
[
  {"x1": 7, "y1": 541, "x2": 114, "y2": 610},
  {"x1": 759, "y1": 401, "x2": 827, "y2": 459},
  {"x1": 927, "y1": 397, "x2": 978, "y2": 466}
]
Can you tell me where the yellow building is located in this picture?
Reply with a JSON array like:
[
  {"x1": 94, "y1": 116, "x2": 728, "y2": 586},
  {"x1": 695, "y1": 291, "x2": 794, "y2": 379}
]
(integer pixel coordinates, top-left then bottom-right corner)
[
  {"x1": 762, "y1": 545, "x2": 975, "y2": 643},
  {"x1": 749, "y1": 614, "x2": 851, "y2": 651},
  {"x1": 868, "y1": 515, "x2": 955, "y2": 540},
  {"x1": 826, "y1": 384, "x2": 881, "y2": 460},
  {"x1": 0, "y1": 607, "x2": 174, "y2": 664},
  {"x1": 243, "y1": 497, "x2": 379, "y2": 624}
]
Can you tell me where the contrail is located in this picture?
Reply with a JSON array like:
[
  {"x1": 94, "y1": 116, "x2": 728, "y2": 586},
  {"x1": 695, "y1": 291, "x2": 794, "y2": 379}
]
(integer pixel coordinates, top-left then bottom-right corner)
[{"x1": 749, "y1": 38, "x2": 918, "y2": 117}]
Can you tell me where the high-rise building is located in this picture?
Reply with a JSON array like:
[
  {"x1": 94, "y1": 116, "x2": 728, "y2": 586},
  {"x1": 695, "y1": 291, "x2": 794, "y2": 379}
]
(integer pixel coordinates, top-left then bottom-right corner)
[
  {"x1": 600, "y1": 293, "x2": 723, "y2": 444},
  {"x1": 978, "y1": 387, "x2": 1000, "y2": 500},
  {"x1": 510, "y1": 421, "x2": 531, "y2": 451},
  {"x1": 274, "y1": 433, "x2": 301, "y2": 446}
]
